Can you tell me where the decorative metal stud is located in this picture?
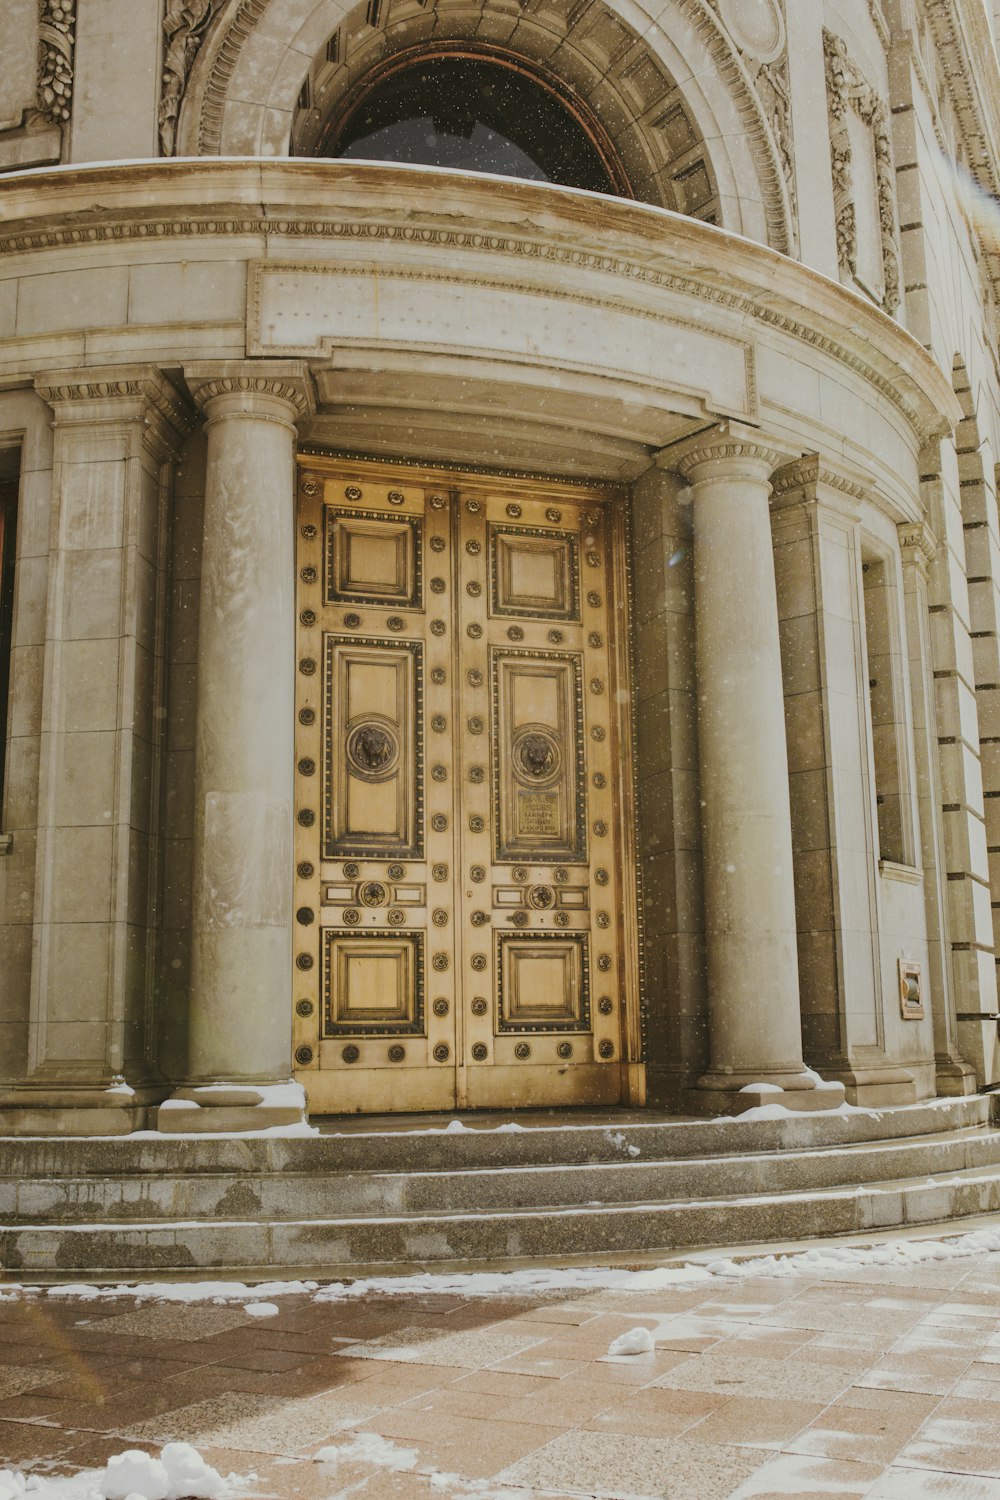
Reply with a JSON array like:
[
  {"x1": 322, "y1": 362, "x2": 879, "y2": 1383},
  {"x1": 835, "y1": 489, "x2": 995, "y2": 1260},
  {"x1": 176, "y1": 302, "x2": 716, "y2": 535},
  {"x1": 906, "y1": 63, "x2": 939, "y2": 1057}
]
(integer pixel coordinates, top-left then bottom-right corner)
[
  {"x1": 587, "y1": 591, "x2": 601, "y2": 607},
  {"x1": 590, "y1": 679, "x2": 605, "y2": 695},
  {"x1": 430, "y1": 536, "x2": 446, "y2": 552},
  {"x1": 430, "y1": 577, "x2": 446, "y2": 593},
  {"x1": 359, "y1": 881, "x2": 387, "y2": 907},
  {"x1": 299, "y1": 658, "x2": 316, "y2": 676},
  {"x1": 598, "y1": 996, "x2": 613, "y2": 1015},
  {"x1": 297, "y1": 861, "x2": 314, "y2": 879},
  {"x1": 467, "y1": 623, "x2": 482, "y2": 639},
  {"x1": 467, "y1": 716, "x2": 484, "y2": 734},
  {"x1": 299, "y1": 708, "x2": 316, "y2": 726},
  {"x1": 469, "y1": 815, "x2": 485, "y2": 833},
  {"x1": 342, "y1": 1044, "x2": 360, "y2": 1063},
  {"x1": 296, "y1": 998, "x2": 314, "y2": 1017},
  {"x1": 510, "y1": 911, "x2": 528, "y2": 927},
  {"x1": 471, "y1": 954, "x2": 487, "y2": 971},
  {"x1": 297, "y1": 809, "x2": 315, "y2": 827},
  {"x1": 466, "y1": 540, "x2": 482, "y2": 556},
  {"x1": 467, "y1": 668, "x2": 483, "y2": 687},
  {"x1": 387, "y1": 863, "x2": 404, "y2": 879},
  {"x1": 343, "y1": 612, "x2": 361, "y2": 628},
  {"x1": 506, "y1": 503, "x2": 522, "y2": 517},
  {"x1": 433, "y1": 953, "x2": 450, "y2": 971},
  {"x1": 582, "y1": 508, "x2": 602, "y2": 529},
  {"x1": 592, "y1": 772, "x2": 607, "y2": 789},
  {"x1": 300, "y1": 609, "x2": 316, "y2": 626},
  {"x1": 597, "y1": 912, "x2": 610, "y2": 928},
  {"x1": 298, "y1": 757, "x2": 316, "y2": 776},
  {"x1": 593, "y1": 820, "x2": 608, "y2": 837},
  {"x1": 295, "y1": 1045, "x2": 314, "y2": 1065},
  {"x1": 431, "y1": 620, "x2": 447, "y2": 636},
  {"x1": 431, "y1": 714, "x2": 447, "y2": 732},
  {"x1": 300, "y1": 566, "x2": 317, "y2": 584},
  {"x1": 433, "y1": 1042, "x2": 451, "y2": 1062},
  {"x1": 430, "y1": 668, "x2": 447, "y2": 687},
  {"x1": 387, "y1": 616, "x2": 405, "y2": 632},
  {"x1": 470, "y1": 865, "x2": 485, "y2": 882},
  {"x1": 471, "y1": 996, "x2": 488, "y2": 1016},
  {"x1": 431, "y1": 813, "x2": 448, "y2": 832},
  {"x1": 597, "y1": 954, "x2": 612, "y2": 971},
  {"x1": 301, "y1": 480, "x2": 319, "y2": 498},
  {"x1": 512, "y1": 867, "x2": 528, "y2": 884},
  {"x1": 345, "y1": 485, "x2": 362, "y2": 501},
  {"x1": 388, "y1": 909, "x2": 405, "y2": 925},
  {"x1": 388, "y1": 1045, "x2": 405, "y2": 1061},
  {"x1": 467, "y1": 582, "x2": 482, "y2": 597},
  {"x1": 466, "y1": 500, "x2": 482, "y2": 515},
  {"x1": 471, "y1": 910, "x2": 489, "y2": 926},
  {"x1": 557, "y1": 1041, "x2": 573, "y2": 1059},
  {"x1": 432, "y1": 764, "x2": 447, "y2": 782},
  {"x1": 553, "y1": 868, "x2": 568, "y2": 884},
  {"x1": 598, "y1": 1039, "x2": 615, "y2": 1059},
  {"x1": 595, "y1": 869, "x2": 609, "y2": 885},
  {"x1": 591, "y1": 726, "x2": 606, "y2": 742},
  {"x1": 300, "y1": 522, "x2": 318, "y2": 539},
  {"x1": 432, "y1": 863, "x2": 449, "y2": 881},
  {"x1": 548, "y1": 630, "x2": 564, "y2": 644},
  {"x1": 343, "y1": 908, "x2": 360, "y2": 925},
  {"x1": 545, "y1": 508, "x2": 561, "y2": 523},
  {"x1": 586, "y1": 551, "x2": 601, "y2": 568},
  {"x1": 432, "y1": 909, "x2": 448, "y2": 927},
  {"x1": 528, "y1": 885, "x2": 554, "y2": 909},
  {"x1": 507, "y1": 626, "x2": 524, "y2": 642},
  {"x1": 344, "y1": 862, "x2": 361, "y2": 878},
  {"x1": 296, "y1": 907, "x2": 314, "y2": 925},
  {"x1": 296, "y1": 953, "x2": 313, "y2": 970},
  {"x1": 433, "y1": 997, "x2": 450, "y2": 1016},
  {"x1": 555, "y1": 912, "x2": 569, "y2": 926},
  {"x1": 471, "y1": 1042, "x2": 488, "y2": 1061},
  {"x1": 469, "y1": 766, "x2": 485, "y2": 784},
  {"x1": 429, "y1": 494, "x2": 447, "y2": 510},
  {"x1": 588, "y1": 632, "x2": 603, "y2": 648},
  {"x1": 514, "y1": 1041, "x2": 531, "y2": 1059},
  {"x1": 388, "y1": 490, "x2": 404, "y2": 505}
]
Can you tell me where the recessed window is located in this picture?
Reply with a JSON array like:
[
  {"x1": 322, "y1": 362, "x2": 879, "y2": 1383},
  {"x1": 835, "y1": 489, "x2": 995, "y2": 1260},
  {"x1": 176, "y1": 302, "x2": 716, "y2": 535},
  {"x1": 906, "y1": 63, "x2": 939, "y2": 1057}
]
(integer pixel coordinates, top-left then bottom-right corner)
[
  {"x1": 323, "y1": 51, "x2": 626, "y2": 196},
  {"x1": 0, "y1": 475, "x2": 17, "y2": 819}
]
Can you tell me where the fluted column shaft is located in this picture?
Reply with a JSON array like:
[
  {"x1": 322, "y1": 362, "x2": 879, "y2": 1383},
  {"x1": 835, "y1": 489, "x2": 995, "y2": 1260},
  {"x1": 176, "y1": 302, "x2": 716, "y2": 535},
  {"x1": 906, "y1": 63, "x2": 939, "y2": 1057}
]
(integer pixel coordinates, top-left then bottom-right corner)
[{"x1": 679, "y1": 439, "x2": 843, "y2": 1111}]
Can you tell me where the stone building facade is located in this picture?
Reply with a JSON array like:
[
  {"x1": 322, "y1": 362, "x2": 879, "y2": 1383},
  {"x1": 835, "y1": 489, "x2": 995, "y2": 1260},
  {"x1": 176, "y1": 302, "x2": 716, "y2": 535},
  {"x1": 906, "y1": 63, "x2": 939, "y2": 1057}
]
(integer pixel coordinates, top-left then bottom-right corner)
[{"x1": 0, "y1": 0, "x2": 999, "y2": 1135}]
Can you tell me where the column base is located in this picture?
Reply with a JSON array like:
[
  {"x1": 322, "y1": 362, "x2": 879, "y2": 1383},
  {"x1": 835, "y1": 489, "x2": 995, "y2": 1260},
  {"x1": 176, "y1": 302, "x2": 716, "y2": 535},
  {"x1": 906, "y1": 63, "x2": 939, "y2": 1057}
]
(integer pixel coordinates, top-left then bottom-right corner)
[
  {"x1": 156, "y1": 1080, "x2": 309, "y2": 1134},
  {"x1": 687, "y1": 1068, "x2": 847, "y2": 1116},
  {"x1": 934, "y1": 1055, "x2": 979, "y2": 1097},
  {"x1": 0, "y1": 1082, "x2": 164, "y2": 1136},
  {"x1": 820, "y1": 1065, "x2": 917, "y2": 1108}
]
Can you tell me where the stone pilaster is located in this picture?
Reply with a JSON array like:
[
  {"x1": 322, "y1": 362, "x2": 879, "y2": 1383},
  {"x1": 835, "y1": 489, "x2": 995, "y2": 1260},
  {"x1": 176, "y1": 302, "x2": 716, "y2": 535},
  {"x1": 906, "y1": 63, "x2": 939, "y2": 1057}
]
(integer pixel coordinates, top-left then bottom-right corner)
[
  {"x1": 898, "y1": 519, "x2": 977, "y2": 1096},
  {"x1": 158, "y1": 362, "x2": 314, "y2": 1133},
  {"x1": 668, "y1": 430, "x2": 844, "y2": 1114},
  {"x1": 0, "y1": 366, "x2": 193, "y2": 1136}
]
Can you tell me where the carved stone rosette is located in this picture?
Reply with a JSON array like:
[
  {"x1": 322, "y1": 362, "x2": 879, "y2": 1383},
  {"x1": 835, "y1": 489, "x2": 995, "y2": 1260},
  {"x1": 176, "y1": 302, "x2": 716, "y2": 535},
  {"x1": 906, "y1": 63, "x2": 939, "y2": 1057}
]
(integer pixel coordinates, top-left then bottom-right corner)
[
  {"x1": 37, "y1": 0, "x2": 76, "y2": 127},
  {"x1": 823, "y1": 28, "x2": 900, "y2": 313}
]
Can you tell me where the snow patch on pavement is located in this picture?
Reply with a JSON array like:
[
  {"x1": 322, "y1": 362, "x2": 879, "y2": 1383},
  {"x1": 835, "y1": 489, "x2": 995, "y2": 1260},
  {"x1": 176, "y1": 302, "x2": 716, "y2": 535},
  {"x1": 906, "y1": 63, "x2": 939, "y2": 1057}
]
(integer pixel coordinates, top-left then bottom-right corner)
[
  {"x1": 314, "y1": 1433, "x2": 417, "y2": 1471},
  {"x1": 0, "y1": 1446, "x2": 247, "y2": 1500}
]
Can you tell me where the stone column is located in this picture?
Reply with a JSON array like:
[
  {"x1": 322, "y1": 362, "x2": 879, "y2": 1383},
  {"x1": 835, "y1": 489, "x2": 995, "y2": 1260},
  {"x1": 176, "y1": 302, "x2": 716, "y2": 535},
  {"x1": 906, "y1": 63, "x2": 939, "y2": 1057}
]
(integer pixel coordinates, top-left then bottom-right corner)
[
  {"x1": 898, "y1": 520, "x2": 977, "y2": 1095},
  {"x1": 160, "y1": 363, "x2": 313, "y2": 1133},
  {"x1": 673, "y1": 433, "x2": 845, "y2": 1113},
  {"x1": 0, "y1": 366, "x2": 192, "y2": 1136}
]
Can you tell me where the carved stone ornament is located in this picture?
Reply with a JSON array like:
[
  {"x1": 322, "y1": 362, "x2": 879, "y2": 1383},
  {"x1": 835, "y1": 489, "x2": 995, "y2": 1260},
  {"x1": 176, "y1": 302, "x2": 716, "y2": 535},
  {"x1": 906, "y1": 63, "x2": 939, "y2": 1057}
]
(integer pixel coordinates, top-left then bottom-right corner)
[
  {"x1": 159, "y1": 0, "x2": 224, "y2": 156},
  {"x1": 823, "y1": 29, "x2": 900, "y2": 313},
  {"x1": 37, "y1": 0, "x2": 76, "y2": 127}
]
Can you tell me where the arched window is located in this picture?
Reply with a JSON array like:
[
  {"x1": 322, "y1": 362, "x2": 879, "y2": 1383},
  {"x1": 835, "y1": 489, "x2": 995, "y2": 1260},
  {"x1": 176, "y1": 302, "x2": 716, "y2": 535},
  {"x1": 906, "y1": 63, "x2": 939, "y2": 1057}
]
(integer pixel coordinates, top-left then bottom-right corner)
[{"x1": 320, "y1": 47, "x2": 631, "y2": 197}]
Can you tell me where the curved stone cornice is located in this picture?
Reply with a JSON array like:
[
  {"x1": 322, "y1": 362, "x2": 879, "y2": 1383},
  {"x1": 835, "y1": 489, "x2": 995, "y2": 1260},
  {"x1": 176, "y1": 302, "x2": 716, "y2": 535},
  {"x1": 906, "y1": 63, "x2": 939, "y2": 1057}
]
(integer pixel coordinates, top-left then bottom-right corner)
[
  {"x1": 185, "y1": 361, "x2": 315, "y2": 417},
  {"x1": 770, "y1": 457, "x2": 868, "y2": 503}
]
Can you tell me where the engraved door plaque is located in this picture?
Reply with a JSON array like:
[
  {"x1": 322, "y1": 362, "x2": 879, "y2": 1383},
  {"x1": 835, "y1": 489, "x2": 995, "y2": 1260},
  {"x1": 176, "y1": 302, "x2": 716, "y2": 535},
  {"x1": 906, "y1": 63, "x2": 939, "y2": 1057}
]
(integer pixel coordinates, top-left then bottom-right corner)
[{"x1": 294, "y1": 459, "x2": 638, "y2": 1113}]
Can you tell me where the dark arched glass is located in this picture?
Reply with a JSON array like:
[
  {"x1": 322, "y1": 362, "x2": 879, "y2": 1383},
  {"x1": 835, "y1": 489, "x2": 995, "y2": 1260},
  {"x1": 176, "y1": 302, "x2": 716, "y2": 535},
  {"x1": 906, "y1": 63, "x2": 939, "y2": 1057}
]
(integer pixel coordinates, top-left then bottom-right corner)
[{"x1": 325, "y1": 53, "x2": 623, "y2": 195}]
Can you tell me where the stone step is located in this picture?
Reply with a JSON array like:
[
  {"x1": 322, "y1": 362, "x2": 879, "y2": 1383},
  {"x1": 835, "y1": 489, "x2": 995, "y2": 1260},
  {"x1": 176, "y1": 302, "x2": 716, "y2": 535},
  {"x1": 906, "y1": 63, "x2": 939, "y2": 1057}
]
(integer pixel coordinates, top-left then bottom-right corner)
[
  {"x1": 3, "y1": 1123, "x2": 998, "y2": 1224},
  {"x1": 4, "y1": 1160, "x2": 1000, "y2": 1274}
]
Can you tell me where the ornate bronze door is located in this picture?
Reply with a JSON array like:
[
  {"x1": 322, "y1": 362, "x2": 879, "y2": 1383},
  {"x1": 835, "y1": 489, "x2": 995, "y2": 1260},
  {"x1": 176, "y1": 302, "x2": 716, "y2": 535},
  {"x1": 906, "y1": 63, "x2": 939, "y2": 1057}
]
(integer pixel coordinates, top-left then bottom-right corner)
[{"x1": 293, "y1": 458, "x2": 641, "y2": 1113}]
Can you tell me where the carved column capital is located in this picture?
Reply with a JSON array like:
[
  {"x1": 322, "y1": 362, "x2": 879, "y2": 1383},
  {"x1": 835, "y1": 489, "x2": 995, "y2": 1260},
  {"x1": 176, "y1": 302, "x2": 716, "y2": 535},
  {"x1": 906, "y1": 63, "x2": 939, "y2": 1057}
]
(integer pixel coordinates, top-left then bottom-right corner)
[
  {"x1": 184, "y1": 361, "x2": 315, "y2": 425},
  {"x1": 770, "y1": 455, "x2": 868, "y2": 517},
  {"x1": 898, "y1": 519, "x2": 937, "y2": 581},
  {"x1": 661, "y1": 427, "x2": 783, "y2": 488},
  {"x1": 34, "y1": 364, "x2": 195, "y2": 457}
]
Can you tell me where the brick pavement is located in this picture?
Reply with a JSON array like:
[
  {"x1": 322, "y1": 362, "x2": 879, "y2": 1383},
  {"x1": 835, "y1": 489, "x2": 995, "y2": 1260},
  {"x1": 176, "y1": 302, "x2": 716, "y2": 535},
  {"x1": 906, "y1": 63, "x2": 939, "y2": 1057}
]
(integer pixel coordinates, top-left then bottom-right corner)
[{"x1": 3, "y1": 1248, "x2": 1000, "y2": 1497}]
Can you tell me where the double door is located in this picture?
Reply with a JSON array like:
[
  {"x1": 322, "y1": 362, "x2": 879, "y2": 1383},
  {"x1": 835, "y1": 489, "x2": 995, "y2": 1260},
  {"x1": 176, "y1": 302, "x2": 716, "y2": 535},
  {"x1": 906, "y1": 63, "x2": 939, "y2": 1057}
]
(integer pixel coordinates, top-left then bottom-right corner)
[{"x1": 292, "y1": 458, "x2": 640, "y2": 1112}]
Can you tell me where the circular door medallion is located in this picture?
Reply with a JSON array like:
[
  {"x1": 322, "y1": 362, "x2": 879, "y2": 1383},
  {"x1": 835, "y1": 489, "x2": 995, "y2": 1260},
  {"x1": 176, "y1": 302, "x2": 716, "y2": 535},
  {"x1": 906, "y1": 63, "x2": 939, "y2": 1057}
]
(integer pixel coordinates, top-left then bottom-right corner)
[
  {"x1": 358, "y1": 881, "x2": 388, "y2": 907},
  {"x1": 346, "y1": 720, "x2": 399, "y2": 781},
  {"x1": 513, "y1": 725, "x2": 561, "y2": 786}
]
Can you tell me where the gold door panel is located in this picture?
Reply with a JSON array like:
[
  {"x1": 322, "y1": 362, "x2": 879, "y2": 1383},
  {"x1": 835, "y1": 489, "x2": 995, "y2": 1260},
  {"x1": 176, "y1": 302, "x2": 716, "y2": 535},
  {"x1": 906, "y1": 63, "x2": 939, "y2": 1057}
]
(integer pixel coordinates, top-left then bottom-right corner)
[{"x1": 294, "y1": 457, "x2": 641, "y2": 1114}]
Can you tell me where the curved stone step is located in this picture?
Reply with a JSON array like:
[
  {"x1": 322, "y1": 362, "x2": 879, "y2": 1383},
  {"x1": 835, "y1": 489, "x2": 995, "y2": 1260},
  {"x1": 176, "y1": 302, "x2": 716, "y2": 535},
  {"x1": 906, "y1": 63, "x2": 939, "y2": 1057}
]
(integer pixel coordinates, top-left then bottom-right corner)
[{"x1": 5, "y1": 1159, "x2": 1000, "y2": 1274}]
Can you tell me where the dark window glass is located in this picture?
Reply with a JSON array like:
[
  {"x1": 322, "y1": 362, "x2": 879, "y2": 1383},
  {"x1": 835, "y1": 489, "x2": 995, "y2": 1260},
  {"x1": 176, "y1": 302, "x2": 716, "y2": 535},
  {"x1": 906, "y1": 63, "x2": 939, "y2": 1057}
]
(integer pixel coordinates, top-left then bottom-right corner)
[
  {"x1": 327, "y1": 55, "x2": 619, "y2": 195},
  {"x1": 0, "y1": 481, "x2": 17, "y2": 819}
]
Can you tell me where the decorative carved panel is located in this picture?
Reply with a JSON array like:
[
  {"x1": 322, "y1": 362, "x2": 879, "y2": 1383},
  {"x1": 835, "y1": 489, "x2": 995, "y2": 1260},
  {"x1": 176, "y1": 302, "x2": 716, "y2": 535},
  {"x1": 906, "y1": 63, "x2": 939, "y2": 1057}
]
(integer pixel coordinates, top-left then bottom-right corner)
[
  {"x1": 491, "y1": 648, "x2": 586, "y2": 862},
  {"x1": 489, "y1": 525, "x2": 580, "y2": 620},
  {"x1": 325, "y1": 507, "x2": 423, "y2": 607},
  {"x1": 496, "y1": 933, "x2": 591, "y2": 1032},
  {"x1": 323, "y1": 931, "x2": 426, "y2": 1034}
]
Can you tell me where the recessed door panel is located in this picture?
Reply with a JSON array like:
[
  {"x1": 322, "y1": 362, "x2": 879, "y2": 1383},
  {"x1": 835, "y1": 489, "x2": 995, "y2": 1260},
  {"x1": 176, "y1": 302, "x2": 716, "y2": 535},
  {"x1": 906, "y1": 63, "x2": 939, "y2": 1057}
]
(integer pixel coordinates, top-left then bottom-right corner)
[{"x1": 294, "y1": 459, "x2": 639, "y2": 1114}]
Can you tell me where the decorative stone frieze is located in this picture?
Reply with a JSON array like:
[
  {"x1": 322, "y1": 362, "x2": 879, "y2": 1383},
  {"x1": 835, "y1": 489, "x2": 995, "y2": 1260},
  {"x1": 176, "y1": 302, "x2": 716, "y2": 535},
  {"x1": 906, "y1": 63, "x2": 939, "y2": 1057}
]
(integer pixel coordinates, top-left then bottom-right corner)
[
  {"x1": 36, "y1": 0, "x2": 75, "y2": 128},
  {"x1": 822, "y1": 29, "x2": 900, "y2": 313},
  {"x1": 770, "y1": 455, "x2": 869, "y2": 505}
]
